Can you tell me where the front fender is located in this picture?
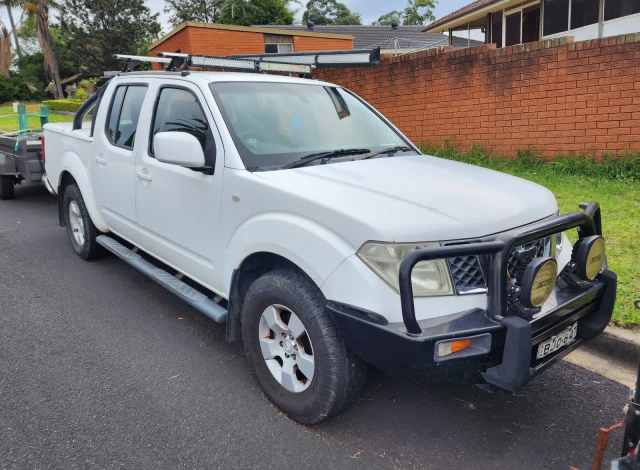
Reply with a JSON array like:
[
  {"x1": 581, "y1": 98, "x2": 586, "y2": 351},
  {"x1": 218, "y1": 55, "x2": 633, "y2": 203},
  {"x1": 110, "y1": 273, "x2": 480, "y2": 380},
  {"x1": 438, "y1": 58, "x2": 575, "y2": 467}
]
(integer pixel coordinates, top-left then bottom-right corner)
[
  {"x1": 224, "y1": 212, "x2": 356, "y2": 293},
  {"x1": 58, "y1": 151, "x2": 108, "y2": 232}
]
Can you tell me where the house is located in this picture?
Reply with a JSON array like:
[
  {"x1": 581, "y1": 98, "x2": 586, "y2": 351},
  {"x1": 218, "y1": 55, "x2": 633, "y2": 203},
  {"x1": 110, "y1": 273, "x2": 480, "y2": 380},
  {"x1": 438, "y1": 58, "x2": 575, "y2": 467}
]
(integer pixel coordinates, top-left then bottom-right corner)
[
  {"x1": 148, "y1": 22, "x2": 354, "y2": 58},
  {"x1": 265, "y1": 24, "x2": 483, "y2": 53},
  {"x1": 423, "y1": 0, "x2": 640, "y2": 48}
]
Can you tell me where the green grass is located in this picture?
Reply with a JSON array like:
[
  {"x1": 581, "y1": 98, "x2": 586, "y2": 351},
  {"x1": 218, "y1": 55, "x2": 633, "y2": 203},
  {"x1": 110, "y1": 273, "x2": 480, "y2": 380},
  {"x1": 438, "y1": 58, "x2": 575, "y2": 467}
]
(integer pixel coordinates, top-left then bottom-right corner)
[
  {"x1": 423, "y1": 144, "x2": 640, "y2": 327},
  {"x1": 0, "y1": 102, "x2": 73, "y2": 133}
]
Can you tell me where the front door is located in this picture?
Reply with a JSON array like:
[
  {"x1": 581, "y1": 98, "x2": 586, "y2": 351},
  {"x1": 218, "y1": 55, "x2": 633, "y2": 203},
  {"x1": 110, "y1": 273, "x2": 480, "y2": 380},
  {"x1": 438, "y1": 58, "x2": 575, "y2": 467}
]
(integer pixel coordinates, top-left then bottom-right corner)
[
  {"x1": 134, "y1": 82, "x2": 224, "y2": 292},
  {"x1": 93, "y1": 83, "x2": 148, "y2": 236}
]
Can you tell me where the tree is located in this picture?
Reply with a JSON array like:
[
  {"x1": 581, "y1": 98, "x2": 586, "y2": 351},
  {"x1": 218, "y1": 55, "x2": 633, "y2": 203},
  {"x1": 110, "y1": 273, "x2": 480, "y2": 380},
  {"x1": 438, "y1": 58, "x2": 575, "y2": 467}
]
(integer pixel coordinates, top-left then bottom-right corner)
[
  {"x1": 60, "y1": 0, "x2": 161, "y2": 77},
  {"x1": 375, "y1": 11, "x2": 401, "y2": 26},
  {"x1": 302, "y1": 0, "x2": 361, "y2": 26},
  {"x1": 219, "y1": 0, "x2": 294, "y2": 26},
  {"x1": 377, "y1": 0, "x2": 436, "y2": 26},
  {"x1": 165, "y1": 0, "x2": 224, "y2": 27},
  {"x1": 403, "y1": 0, "x2": 436, "y2": 25},
  {"x1": 3, "y1": 1, "x2": 23, "y2": 59},
  {"x1": 24, "y1": 0, "x2": 63, "y2": 97}
]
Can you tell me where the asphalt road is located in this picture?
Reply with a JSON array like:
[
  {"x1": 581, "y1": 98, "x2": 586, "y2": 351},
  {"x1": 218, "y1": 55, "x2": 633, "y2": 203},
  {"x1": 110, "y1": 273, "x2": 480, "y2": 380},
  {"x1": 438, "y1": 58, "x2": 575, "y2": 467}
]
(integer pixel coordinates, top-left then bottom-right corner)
[{"x1": 0, "y1": 184, "x2": 631, "y2": 470}]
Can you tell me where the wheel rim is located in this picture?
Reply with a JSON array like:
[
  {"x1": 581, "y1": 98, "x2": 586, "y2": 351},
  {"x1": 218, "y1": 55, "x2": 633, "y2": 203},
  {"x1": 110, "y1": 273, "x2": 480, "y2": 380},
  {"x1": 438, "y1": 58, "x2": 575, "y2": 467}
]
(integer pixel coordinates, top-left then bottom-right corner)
[
  {"x1": 258, "y1": 304, "x2": 315, "y2": 393},
  {"x1": 68, "y1": 200, "x2": 86, "y2": 247}
]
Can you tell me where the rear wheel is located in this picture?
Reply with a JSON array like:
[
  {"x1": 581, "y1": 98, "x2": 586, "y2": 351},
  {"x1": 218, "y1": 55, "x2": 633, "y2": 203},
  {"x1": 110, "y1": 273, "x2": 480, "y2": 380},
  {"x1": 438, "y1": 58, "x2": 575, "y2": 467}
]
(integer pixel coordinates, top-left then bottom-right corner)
[
  {"x1": 0, "y1": 175, "x2": 15, "y2": 200},
  {"x1": 241, "y1": 268, "x2": 367, "y2": 425},
  {"x1": 62, "y1": 184, "x2": 102, "y2": 260}
]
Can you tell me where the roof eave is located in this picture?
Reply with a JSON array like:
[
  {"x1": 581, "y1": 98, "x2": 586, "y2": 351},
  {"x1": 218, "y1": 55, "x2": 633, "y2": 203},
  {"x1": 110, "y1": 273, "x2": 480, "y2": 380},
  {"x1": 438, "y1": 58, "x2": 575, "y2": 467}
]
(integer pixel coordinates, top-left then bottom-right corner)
[{"x1": 423, "y1": 0, "x2": 522, "y2": 33}]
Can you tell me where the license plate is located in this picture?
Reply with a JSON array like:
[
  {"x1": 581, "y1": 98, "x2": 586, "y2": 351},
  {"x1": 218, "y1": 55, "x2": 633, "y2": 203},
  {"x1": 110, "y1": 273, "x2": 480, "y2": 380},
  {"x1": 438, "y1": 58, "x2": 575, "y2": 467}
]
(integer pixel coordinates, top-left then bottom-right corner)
[{"x1": 536, "y1": 323, "x2": 578, "y2": 360}]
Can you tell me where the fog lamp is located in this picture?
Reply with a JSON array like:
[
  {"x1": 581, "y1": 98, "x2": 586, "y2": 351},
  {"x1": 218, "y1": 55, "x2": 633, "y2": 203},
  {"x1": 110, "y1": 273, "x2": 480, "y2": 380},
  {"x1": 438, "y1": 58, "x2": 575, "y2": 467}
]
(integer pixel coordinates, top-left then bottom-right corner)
[
  {"x1": 573, "y1": 236, "x2": 605, "y2": 281},
  {"x1": 520, "y1": 257, "x2": 557, "y2": 308}
]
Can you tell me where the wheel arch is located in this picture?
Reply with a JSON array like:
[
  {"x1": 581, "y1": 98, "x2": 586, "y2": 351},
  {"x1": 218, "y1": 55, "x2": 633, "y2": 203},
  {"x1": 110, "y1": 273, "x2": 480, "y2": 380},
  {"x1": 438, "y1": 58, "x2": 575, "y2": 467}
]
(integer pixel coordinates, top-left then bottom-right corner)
[
  {"x1": 226, "y1": 251, "x2": 318, "y2": 343},
  {"x1": 56, "y1": 156, "x2": 107, "y2": 231}
]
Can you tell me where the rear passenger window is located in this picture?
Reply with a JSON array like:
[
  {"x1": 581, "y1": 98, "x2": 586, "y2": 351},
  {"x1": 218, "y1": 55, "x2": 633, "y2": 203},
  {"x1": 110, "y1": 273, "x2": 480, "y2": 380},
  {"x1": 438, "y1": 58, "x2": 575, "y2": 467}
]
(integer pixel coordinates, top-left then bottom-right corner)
[
  {"x1": 106, "y1": 85, "x2": 147, "y2": 150},
  {"x1": 150, "y1": 87, "x2": 215, "y2": 164}
]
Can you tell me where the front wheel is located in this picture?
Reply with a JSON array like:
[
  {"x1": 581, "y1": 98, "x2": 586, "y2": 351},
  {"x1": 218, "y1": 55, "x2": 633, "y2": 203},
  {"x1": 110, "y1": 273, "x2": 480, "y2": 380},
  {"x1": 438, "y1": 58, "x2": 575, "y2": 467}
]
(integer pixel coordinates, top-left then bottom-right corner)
[
  {"x1": 0, "y1": 175, "x2": 15, "y2": 200},
  {"x1": 62, "y1": 184, "x2": 103, "y2": 260},
  {"x1": 241, "y1": 268, "x2": 367, "y2": 425}
]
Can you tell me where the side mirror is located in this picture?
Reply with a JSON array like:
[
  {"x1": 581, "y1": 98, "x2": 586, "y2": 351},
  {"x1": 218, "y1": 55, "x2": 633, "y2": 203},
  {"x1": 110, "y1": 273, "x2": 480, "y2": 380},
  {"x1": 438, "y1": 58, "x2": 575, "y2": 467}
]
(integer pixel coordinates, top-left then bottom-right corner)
[{"x1": 153, "y1": 131, "x2": 212, "y2": 173}]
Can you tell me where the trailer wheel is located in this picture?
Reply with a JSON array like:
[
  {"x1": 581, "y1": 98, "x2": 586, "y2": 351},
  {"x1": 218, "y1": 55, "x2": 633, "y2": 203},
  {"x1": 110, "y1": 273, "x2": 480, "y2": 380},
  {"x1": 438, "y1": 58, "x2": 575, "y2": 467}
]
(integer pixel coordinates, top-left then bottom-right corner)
[
  {"x1": 241, "y1": 268, "x2": 367, "y2": 425},
  {"x1": 0, "y1": 176, "x2": 15, "y2": 200},
  {"x1": 62, "y1": 184, "x2": 102, "y2": 260}
]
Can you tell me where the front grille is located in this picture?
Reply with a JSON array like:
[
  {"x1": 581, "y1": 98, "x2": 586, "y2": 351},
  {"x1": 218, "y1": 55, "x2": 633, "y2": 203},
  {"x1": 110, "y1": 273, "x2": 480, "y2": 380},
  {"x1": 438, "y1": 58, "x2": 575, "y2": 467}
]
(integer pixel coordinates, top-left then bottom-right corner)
[
  {"x1": 448, "y1": 256, "x2": 486, "y2": 293},
  {"x1": 448, "y1": 237, "x2": 552, "y2": 294}
]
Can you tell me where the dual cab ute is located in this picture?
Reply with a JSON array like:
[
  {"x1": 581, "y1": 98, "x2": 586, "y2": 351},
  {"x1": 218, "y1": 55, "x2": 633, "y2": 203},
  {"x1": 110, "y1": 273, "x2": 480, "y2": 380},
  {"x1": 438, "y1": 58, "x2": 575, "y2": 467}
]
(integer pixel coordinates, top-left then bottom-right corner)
[{"x1": 43, "y1": 70, "x2": 616, "y2": 424}]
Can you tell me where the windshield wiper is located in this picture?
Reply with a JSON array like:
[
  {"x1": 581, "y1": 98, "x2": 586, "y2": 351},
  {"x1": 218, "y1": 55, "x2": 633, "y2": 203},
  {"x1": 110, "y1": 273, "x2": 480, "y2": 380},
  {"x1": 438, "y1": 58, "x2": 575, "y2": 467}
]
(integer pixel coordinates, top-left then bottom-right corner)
[
  {"x1": 283, "y1": 148, "x2": 371, "y2": 169},
  {"x1": 361, "y1": 145, "x2": 416, "y2": 160}
]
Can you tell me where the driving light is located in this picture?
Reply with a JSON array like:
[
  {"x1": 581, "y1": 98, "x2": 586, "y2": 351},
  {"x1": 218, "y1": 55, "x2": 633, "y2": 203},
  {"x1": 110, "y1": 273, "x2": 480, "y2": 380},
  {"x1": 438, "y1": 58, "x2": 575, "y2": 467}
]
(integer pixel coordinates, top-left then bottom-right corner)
[
  {"x1": 357, "y1": 242, "x2": 454, "y2": 297},
  {"x1": 520, "y1": 257, "x2": 557, "y2": 308},
  {"x1": 573, "y1": 235, "x2": 606, "y2": 281}
]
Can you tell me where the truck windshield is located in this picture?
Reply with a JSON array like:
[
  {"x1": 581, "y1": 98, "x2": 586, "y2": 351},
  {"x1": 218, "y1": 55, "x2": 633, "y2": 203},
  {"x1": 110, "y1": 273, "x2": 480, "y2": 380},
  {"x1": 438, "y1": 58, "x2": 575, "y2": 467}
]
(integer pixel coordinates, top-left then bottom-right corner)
[{"x1": 210, "y1": 82, "x2": 412, "y2": 171}]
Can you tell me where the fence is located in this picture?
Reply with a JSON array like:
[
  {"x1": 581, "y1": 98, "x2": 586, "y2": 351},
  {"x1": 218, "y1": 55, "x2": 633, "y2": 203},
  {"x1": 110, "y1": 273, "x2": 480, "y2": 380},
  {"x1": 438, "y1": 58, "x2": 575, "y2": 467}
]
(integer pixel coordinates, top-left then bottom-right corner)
[{"x1": 314, "y1": 34, "x2": 640, "y2": 159}]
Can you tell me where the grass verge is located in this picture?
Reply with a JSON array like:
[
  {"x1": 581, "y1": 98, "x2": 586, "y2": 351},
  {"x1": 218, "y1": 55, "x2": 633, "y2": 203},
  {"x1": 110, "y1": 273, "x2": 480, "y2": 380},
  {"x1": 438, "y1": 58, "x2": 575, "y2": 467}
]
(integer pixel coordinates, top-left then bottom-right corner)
[
  {"x1": 0, "y1": 102, "x2": 73, "y2": 133},
  {"x1": 422, "y1": 144, "x2": 640, "y2": 327}
]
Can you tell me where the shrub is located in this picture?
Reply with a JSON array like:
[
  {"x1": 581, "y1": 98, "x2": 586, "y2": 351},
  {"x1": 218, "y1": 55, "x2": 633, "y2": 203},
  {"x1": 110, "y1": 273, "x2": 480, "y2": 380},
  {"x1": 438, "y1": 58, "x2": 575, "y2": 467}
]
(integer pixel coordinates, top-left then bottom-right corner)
[
  {"x1": 0, "y1": 76, "x2": 38, "y2": 103},
  {"x1": 41, "y1": 98, "x2": 85, "y2": 113}
]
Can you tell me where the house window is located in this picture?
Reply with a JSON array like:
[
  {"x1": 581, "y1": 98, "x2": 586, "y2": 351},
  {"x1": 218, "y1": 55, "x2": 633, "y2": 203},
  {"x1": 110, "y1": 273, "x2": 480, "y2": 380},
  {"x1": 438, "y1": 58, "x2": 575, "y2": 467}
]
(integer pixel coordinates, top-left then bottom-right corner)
[
  {"x1": 491, "y1": 11, "x2": 503, "y2": 48},
  {"x1": 605, "y1": 0, "x2": 640, "y2": 20},
  {"x1": 571, "y1": 0, "x2": 599, "y2": 28},
  {"x1": 264, "y1": 34, "x2": 294, "y2": 54},
  {"x1": 522, "y1": 5, "x2": 541, "y2": 42},
  {"x1": 505, "y1": 11, "x2": 522, "y2": 46},
  {"x1": 543, "y1": 0, "x2": 570, "y2": 35}
]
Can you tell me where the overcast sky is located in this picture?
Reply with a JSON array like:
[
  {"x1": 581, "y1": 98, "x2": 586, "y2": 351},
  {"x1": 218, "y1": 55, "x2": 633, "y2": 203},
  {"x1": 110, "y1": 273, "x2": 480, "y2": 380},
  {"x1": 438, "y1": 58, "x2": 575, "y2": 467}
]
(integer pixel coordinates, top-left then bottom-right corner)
[{"x1": 0, "y1": 1, "x2": 471, "y2": 33}]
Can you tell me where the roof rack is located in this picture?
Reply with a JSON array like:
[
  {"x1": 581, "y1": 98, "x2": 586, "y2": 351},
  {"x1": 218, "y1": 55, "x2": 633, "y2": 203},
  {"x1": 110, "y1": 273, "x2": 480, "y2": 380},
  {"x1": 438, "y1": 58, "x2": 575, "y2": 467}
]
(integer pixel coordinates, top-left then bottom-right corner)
[{"x1": 113, "y1": 52, "x2": 314, "y2": 76}]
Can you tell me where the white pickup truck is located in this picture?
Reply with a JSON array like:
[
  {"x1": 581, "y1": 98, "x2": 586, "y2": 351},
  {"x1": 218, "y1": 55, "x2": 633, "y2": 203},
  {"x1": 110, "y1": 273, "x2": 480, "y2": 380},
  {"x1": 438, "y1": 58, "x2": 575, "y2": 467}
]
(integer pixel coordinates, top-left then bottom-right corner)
[{"x1": 44, "y1": 70, "x2": 616, "y2": 424}]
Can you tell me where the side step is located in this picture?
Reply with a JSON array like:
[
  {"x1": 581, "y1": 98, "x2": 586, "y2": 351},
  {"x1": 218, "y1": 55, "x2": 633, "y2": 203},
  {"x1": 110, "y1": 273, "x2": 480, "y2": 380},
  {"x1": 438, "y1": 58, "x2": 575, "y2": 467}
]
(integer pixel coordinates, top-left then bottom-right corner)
[{"x1": 96, "y1": 235, "x2": 227, "y2": 323}]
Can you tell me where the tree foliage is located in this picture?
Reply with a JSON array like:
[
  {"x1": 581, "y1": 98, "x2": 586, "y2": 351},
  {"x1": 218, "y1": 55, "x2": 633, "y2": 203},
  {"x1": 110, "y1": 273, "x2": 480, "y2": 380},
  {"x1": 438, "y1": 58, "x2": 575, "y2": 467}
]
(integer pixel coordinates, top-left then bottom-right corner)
[
  {"x1": 219, "y1": 0, "x2": 294, "y2": 25},
  {"x1": 377, "y1": 0, "x2": 437, "y2": 26},
  {"x1": 59, "y1": 0, "x2": 161, "y2": 77},
  {"x1": 166, "y1": 0, "x2": 295, "y2": 27},
  {"x1": 165, "y1": 0, "x2": 224, "y2": 27},
  {"x1": 302, "y1": 0, "x2": 361, "y2": 25}
]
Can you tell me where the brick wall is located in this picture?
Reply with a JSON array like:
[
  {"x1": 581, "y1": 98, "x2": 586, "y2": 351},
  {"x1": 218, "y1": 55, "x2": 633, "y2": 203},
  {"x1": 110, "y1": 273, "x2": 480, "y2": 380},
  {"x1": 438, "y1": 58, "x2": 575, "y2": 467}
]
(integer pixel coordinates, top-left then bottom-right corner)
[
  {"x1": 149, "y1": 25, "x2": 353, "y2": 59},
  {"x1": 314, "y1": 34, "x2": 640, "y2": 158},
  {"x1": 293, "y1": 36, "x2": 352, "y2": 52}
]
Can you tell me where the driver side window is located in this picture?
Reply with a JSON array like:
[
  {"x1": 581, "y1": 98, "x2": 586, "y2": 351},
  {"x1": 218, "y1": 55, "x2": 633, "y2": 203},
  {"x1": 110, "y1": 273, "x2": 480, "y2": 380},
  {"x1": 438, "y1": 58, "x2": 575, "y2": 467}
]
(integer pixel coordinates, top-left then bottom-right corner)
[{"x1": 149, "y1": 87, "x2": 216, "y2": 165}]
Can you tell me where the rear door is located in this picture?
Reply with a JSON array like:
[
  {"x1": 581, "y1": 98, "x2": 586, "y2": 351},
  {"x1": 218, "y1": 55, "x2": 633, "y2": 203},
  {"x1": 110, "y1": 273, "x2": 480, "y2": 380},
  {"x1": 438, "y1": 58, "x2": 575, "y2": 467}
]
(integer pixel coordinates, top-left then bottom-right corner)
[
  {"x1": 93, "y1": 82, "x2": 148, "y2": 237},
  {"x1": 133, "y1": 80, "x2": 225, "y2": 292}
]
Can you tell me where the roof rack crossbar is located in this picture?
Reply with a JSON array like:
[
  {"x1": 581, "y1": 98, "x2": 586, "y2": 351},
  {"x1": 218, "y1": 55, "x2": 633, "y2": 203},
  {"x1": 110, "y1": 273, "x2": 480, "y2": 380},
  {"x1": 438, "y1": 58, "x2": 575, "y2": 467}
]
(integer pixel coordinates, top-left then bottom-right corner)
[{"x1": 113, "y1": 52, "x2": 314, "y2": 75}]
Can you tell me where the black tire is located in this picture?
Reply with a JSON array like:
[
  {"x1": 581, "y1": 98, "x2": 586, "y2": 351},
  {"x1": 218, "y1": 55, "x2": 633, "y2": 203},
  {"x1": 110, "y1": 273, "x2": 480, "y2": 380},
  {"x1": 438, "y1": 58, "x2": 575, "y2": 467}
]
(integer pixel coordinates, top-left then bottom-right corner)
[
  {"x1": 62, "y1": 184, "x2": 103, "y2": 260},
  {"x1": 241, "y1": 268, "x2": 367, "y2": 425},
  {"x1": 0, "y1": 175, "x2": 15, "y2": 200}
]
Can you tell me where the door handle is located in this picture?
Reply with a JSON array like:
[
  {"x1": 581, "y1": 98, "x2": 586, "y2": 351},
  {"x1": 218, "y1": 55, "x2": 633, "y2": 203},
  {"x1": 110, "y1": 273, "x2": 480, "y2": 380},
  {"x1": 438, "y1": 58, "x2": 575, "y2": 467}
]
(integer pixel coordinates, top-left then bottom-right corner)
[
  {"x1": 96, "y1": 156, "x2": 107, "y2": 166},
  {"x1": 136, "y1": 168, "x2": 152, "y2": 182}
]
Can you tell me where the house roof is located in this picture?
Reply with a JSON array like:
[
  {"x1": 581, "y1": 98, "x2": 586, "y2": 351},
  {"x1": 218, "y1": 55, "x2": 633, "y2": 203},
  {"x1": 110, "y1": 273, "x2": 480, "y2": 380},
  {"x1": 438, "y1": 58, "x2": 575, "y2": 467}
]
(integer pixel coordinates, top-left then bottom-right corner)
[
  {"x1": 149, "y1": 22, "x2": 354, "y2": 51},
  {"x1": 262, "y1": 25, "x2": 481, "y2": 49},
  {"x1": 423, "y1": 0, "x2": 524, "y2": 32}
]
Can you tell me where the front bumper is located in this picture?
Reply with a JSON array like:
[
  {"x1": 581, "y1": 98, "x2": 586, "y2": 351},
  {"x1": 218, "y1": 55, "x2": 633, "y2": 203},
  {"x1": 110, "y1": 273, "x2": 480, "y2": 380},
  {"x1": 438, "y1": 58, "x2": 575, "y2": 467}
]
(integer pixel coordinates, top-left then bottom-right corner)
[{"x1": 328, "y1": 203, "x2": 617, "y2": 391}]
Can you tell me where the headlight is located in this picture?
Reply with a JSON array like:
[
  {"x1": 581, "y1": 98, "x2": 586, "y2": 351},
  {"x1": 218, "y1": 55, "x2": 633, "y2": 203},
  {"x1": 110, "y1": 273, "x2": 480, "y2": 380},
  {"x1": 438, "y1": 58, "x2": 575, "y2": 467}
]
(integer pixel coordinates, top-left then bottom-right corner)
[{"x1": 357, "y1": 242, "x2": 454, "y2": 297}]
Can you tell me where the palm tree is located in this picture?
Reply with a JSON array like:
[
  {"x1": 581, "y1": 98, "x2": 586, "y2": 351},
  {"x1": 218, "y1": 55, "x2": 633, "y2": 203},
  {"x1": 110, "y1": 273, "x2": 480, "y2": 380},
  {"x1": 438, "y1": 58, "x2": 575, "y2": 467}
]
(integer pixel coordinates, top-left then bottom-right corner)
[
  {"x1": 3, "y1": 1, "x2": 23, "y2": 60},
  {"x1": 23, "y1": 0, "x2": 63, "y2": 98}
]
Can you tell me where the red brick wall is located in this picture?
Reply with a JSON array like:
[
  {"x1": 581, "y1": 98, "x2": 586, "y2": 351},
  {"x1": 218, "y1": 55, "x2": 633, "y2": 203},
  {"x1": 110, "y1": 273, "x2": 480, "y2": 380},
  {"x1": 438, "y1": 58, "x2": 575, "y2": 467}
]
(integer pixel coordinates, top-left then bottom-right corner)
[
  {"x1": 293, "y1": 36, "x2": 353, "y2": 52},
  {"x1": 150, "y1": 26, "x2": 353, "y2": 58},
  {"x1": 314, "y1": 34, "x2": 640, "y2": 158}
]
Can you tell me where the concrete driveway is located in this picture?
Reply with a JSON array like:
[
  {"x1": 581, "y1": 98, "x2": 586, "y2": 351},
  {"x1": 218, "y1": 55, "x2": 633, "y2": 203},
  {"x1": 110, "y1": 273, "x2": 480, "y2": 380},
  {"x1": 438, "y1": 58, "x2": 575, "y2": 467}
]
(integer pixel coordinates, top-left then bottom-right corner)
[{"x1": 0, "y1": 184, "x2": 630, "y2": 469}]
